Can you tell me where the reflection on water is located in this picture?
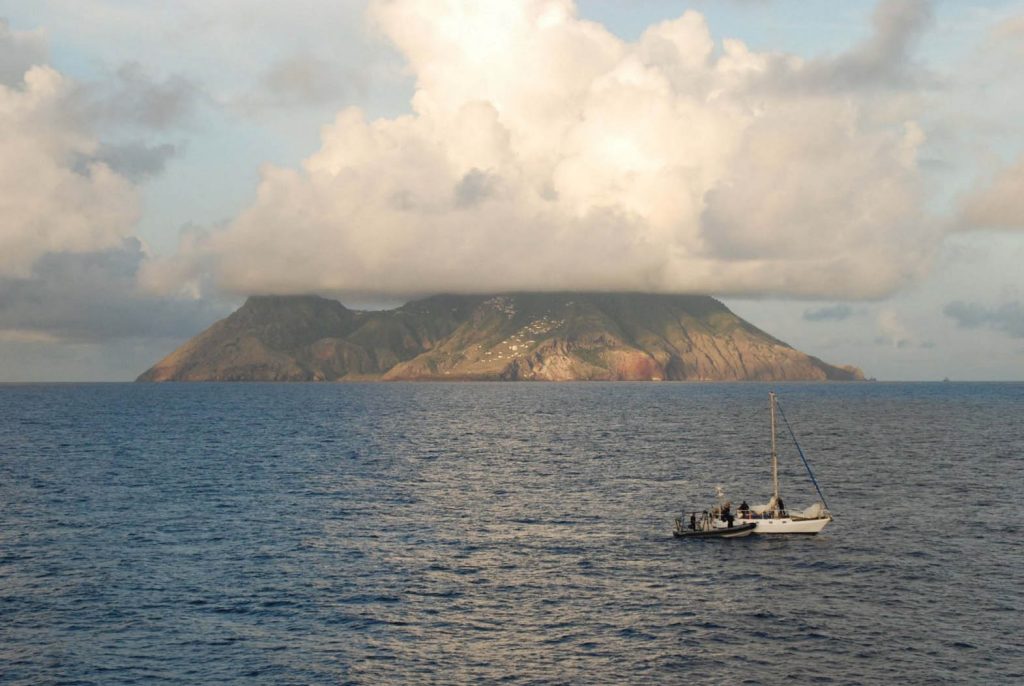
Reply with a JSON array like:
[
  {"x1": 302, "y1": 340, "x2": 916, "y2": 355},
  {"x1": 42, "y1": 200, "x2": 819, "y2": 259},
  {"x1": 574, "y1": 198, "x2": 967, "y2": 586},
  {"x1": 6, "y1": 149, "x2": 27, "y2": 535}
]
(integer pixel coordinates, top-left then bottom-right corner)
[{"x1": 1, "y1": 382, "x2": 1022, "y2": 683}]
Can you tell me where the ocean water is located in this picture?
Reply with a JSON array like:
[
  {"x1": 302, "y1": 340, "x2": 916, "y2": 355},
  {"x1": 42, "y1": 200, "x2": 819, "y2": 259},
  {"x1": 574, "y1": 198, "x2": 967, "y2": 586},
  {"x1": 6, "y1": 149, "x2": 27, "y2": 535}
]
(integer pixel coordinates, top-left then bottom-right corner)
[{"x1": 1, "y1": 382, "x2": 1021, "y2": 684}]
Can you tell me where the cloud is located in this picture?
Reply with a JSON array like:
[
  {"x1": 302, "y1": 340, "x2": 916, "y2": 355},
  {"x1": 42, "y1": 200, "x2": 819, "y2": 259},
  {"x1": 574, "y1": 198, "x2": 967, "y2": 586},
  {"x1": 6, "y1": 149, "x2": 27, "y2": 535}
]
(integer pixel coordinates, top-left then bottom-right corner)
[
  {"x1": 993, "y1": 16, "x2": 1024, "y2": 57},
  {"x1": 938, "y1": 12, "x2": 1024, "y2": 233},
  {"x1": 4, "y1": 1, "x2": 393, "y2": 120},
  {"x1": 876, "y1": 310, "x2": 914, "y2": 348},
  {"x1": 764, "y1": 0, "x2": 934, "y2": 93},
  {"x1": 944, "y1": 300, "x2": 1024, "y2": 339},
  {"x1": 959, "y1": 156, "x2": 1024, "y2": 230},
  {"x1": 1, "y1": 24, "x2": 185, "y2": 287},
  {"x1": 0, "y1": 21, "x2": 190, "y2": 356},
  {"x1": 0, "y1": 239, "x2": 227, "y2": 342},
  {"x1": 144, "y1": 0, "x2": 939, "y2": 301},
  {"x1": 453, "y1": 168, "x2": 502, "y2": 208},
  {"x1": 88, "y1": 140, "x2": 180, "y2": 181},
  {"x1": 824, "y1": 0, "x2": 932, "y2": 88},
  {"x1": 0, "y1": 63, "x2": 141, "y2": 278},
  {"x1": 803, "y1": 304, "x2": 856, "y2": 322},
  {"x1": 0, "y1": 18, "x2": 47, "y2": 86},
  {"x1": 261, "y1": 54, "x2": 354, "y2": 106},
  {"x1": 73, "y1": 61, "x2": 202, "y2": 131},
  {"x1": 235, "y1": 53, "x2": 365, "y2": 113}
]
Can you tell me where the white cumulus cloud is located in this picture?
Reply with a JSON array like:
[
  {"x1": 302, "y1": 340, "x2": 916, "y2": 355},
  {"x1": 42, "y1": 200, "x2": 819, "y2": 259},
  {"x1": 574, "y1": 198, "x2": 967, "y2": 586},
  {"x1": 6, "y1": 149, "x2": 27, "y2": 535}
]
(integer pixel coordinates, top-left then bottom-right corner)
[
  {"x1": 0, "y1": 63, "x2": 140, "y2": 278},
  {"x1": 145, "y1": 0, "x2": 940, "y2": 300}
]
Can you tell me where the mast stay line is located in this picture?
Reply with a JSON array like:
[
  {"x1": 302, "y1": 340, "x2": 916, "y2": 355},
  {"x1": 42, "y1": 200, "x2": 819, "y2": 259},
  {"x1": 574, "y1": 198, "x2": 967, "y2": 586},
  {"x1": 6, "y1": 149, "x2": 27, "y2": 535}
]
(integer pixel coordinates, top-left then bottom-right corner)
[{"x1": 774, "y1": 399, "x2": 831, "y2": 512}]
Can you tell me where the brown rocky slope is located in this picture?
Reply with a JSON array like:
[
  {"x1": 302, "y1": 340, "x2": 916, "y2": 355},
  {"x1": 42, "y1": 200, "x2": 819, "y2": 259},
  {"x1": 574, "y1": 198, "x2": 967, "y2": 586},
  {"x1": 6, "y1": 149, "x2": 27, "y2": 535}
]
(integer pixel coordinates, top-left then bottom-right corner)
[{"x1": 136, "y1": 293, "x2": 864, "y2": 382}]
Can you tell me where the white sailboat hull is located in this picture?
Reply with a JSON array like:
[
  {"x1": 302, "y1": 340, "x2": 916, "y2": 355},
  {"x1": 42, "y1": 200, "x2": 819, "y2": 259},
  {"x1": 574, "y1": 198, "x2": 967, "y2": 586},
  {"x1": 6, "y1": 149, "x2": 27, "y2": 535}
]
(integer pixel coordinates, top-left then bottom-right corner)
[{"x1": 741, "y1": 515, "x2": 831, "y2": 534}]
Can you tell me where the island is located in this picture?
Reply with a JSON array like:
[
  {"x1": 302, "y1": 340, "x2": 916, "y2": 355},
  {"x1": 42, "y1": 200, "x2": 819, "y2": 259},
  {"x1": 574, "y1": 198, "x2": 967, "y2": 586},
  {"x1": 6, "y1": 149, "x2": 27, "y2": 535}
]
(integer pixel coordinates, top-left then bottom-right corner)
[{"x1": 137, "y1": 293, "x2": 864, "y2": 382}]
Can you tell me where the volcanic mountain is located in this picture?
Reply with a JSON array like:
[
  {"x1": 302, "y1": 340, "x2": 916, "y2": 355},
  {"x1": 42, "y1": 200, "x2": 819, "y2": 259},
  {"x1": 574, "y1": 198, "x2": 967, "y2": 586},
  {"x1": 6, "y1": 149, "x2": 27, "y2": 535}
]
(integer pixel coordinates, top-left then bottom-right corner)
[{"x1": 136, "y1": 293, "x2": 864, "y2": 382}]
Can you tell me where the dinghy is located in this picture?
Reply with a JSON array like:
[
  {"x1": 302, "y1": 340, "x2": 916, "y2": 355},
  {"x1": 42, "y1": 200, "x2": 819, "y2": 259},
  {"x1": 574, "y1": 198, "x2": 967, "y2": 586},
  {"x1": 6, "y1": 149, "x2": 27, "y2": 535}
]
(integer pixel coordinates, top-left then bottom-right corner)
[{"x1": 673, "y1": 510, "x2": 756, "y2": 538}]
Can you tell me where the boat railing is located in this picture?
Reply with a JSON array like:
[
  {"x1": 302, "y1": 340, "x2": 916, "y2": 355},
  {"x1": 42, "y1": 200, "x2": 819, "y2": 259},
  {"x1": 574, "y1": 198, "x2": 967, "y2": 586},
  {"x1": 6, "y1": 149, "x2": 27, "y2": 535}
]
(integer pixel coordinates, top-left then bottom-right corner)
[
  {"x1": 677, "y1": 511, "x2": 716, "y2": 532},
  {"x1": 734, "y1": 507, "x2": 832, "y2": 521},
  {"x1": 735, "y1": 509, "x2": 787, "y2": 520}
]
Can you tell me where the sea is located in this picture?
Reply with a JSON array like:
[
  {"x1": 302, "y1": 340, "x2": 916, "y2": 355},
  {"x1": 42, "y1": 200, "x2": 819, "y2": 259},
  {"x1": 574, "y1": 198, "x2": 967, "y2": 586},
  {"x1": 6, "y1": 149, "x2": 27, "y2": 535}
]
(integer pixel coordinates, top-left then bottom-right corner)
[{"x1": 1, "y1": 382, "x2": 1021, "y2": 684}]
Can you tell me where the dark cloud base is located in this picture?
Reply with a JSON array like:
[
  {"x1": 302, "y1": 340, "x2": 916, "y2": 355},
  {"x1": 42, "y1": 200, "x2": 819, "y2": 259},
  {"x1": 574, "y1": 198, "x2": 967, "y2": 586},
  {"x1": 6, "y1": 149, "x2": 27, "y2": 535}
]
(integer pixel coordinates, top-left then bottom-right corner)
[
  {"x1": 0, "y1": 239, "x2": 231, "y2": 343},
  {"x1": 803, "y1": 304, "x2": 856, "y2": 322},
  {"x1": 944, "y1": 300, "x2": 1024, "y2": 339}
]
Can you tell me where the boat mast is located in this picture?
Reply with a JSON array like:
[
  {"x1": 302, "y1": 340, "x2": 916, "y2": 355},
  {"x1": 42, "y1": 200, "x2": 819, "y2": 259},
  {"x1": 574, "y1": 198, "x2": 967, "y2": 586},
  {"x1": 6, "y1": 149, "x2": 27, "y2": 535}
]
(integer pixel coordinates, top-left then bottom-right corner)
[{"x1": 770, "y1": 392, "x2": 779, "y2": 506}]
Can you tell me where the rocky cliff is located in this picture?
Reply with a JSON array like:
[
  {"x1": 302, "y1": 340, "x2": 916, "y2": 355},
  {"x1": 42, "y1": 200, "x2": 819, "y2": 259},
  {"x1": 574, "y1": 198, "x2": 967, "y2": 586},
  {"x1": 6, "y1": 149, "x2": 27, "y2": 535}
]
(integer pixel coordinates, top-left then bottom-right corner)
[{"x1": 136, "y1": 293, "x2": 864, "y2": 382}]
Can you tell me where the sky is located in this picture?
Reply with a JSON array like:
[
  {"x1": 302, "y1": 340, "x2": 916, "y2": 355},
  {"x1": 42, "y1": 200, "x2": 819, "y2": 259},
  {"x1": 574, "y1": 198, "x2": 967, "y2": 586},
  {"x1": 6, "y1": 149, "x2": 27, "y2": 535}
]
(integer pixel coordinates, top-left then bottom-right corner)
[{"x1": 0, "y1": 0, "x2": 1022, "y2": 381}]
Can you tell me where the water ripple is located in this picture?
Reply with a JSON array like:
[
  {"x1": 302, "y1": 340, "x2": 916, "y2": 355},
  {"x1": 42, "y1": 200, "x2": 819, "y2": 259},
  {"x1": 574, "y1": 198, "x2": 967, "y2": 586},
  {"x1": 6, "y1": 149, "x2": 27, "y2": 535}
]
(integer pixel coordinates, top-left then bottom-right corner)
[{"x1": 1, "y1": 381, "x2": 1022, "y2": 683}]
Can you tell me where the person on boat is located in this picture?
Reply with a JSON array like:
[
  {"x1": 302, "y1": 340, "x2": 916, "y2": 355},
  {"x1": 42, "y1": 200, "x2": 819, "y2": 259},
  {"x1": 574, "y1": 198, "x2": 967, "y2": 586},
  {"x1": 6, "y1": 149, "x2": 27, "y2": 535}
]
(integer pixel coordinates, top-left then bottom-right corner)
[
  {"x1": 689, "y1": 512, "x2": 696, "y2": 530},
  {"x1": 776, "y1": 496, "x2": 786, "y2": 516},
  {"x1": 738, "y1": 500, "x2": 749, "y2": 514},
  {"x1": 720, "y1": 501, "x2": 734, "y2": 527}
]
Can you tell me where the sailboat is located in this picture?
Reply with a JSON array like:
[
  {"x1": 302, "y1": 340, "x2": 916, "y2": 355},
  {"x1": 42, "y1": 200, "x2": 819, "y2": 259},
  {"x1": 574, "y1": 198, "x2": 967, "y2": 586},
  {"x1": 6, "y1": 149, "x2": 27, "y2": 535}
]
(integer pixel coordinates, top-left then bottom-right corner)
[{"x1": 736, "y1": 392, "x2": 832, "y2": 534}]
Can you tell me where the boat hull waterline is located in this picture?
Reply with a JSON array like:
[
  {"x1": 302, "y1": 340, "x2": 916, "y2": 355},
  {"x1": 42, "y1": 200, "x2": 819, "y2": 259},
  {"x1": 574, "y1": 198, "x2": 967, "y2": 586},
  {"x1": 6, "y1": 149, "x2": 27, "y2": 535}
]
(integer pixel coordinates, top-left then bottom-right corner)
[{"x1": 740, "y1": 515, "x2": 830, "y2": 535}]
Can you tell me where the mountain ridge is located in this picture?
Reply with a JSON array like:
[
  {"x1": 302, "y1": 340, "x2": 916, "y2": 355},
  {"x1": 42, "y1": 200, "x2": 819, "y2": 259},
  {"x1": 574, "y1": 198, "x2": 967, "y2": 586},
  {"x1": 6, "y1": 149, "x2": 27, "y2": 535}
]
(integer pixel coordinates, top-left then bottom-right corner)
[{"x1": 136, "y1": 293, "x2": 864, "y2": 382}]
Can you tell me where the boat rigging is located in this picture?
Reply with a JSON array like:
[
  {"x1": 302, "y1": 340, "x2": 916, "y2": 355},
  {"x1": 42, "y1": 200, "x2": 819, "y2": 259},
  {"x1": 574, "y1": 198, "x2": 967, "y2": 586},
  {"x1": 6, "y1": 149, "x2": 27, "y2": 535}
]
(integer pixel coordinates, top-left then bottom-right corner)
[{"x1": 673, "y1": 392, "x2": 832, "y2": 538}]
